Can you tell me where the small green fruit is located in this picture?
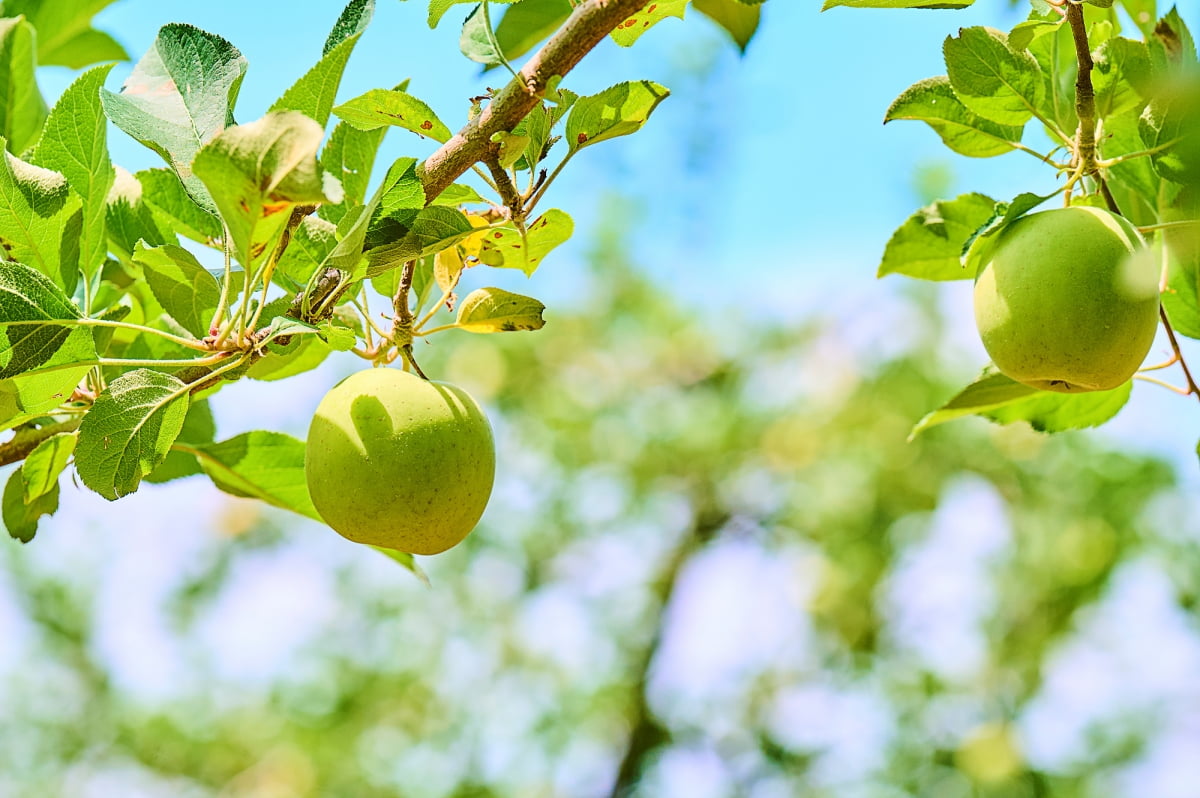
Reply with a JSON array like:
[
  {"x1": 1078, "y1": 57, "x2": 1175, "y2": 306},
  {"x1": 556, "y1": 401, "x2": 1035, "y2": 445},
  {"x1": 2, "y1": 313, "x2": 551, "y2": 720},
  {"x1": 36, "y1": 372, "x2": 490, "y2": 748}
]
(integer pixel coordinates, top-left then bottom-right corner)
[
  {"x1": 305, "y1": 368, "x2": 495, "y2": 555},
  {"x1": 973, "y1": 206, "x2": 1159, "y2": 393}
]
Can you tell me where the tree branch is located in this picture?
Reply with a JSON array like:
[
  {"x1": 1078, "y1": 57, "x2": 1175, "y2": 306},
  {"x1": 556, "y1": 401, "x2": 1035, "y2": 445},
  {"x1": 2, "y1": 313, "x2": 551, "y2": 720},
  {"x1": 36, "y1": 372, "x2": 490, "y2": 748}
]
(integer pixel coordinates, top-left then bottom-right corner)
[
  {"x1": 1159, "y1": 306, "x2": 1200, "y2": 404},
  {"x1": 418, "y1": 0, "x2": 649, "y2": 202},
  {"x1": 0, "y1": 419, "x2": 83, "y2": 468},
  {"x1": 608, "y1": 504, "x2": 729, "y2": 798},
  {"x1": 1066, "y1": 2, "x2": 1098, "y2": 176}
]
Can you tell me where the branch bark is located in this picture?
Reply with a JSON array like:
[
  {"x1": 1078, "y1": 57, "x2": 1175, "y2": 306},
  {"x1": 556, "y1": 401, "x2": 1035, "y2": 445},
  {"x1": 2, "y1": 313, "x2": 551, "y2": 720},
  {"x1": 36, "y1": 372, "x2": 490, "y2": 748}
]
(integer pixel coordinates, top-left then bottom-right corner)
[
  {"x1": 608, "y1": 504, "x2": 729, "y2": 798},
  {"x1": 418, "y1": 0, "x2": 650, "y2": 202},
  {"x1": 1066, "y1": 1, "x2": 1098, "y2": 176},
  {"x1": 0, "y1": 419, "x2": 82, "y2": 468}
]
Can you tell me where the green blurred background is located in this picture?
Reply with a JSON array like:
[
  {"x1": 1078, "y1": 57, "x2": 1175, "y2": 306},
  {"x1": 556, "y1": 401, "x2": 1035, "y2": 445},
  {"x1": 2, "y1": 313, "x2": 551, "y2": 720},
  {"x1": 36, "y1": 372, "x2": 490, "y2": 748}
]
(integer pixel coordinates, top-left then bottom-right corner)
[{"x1": 4, "y1": 2, "x2": 1200, "y2": 797}]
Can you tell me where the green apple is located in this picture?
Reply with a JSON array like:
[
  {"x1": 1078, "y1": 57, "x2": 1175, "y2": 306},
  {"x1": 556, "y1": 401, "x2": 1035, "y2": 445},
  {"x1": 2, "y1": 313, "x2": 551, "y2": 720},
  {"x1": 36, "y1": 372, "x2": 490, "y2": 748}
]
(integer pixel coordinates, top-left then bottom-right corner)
[
  {"x1": 305, "y1": 368, "x2": 495, "y2": 554},
  {"x1": 973, "y1": 206, "x2": 1159, "y2": 393}
]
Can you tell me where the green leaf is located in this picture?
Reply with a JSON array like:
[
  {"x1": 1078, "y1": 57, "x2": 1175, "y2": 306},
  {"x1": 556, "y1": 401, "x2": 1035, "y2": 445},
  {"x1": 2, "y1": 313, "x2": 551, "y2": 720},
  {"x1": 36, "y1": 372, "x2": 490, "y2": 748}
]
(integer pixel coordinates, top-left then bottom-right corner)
[
  {"x1": 1161, "y1": 191, "x2": 1200, "y2": 338},
  {"x1": 365, "y1": 207, "x2": 476, "y2": 277},
  {"x1": 1104, "y1": 112, "x2": 1159, "y2": 213},
  {"x1": 101, "y1": 24, "x2": 248, "y2": 212},
  {"x1": 132, "y1": 242, "x2": 221, "y2": 338},
  {"x1": 912, "y1": 369, "x2": 1133, "y2": 438},
  {"x1": 365, "y1": 156, "x2": 425, "y2": 243},
  {"x1": 144, "y1": 398, "x2": 214, "y2": 484},
  {"x1": 885, "y1": 76, "x2": 1025, "y2": 158},
  {"x1": 565, "y1": 81, "x2": 670, "y2": 153},
  {"x1": 192, "y1": 110, "x2": 342, "y2": 269},
  {"x1": 190, "y1": 431, "x2": 321, "y2": 520},
  {"x1": 318, "y1": 321, "x2": 357, "y2": 350},
  {"x1": 319, "y1": 122, "x2": 386, "y2": 225},
  {"x1": 105, "y1": 166, "x2": 176, "y2": 262},
  {"x1": 271, "y1": 0, "x2": 374, "y2": 126},
  {"x1": 878, "y1": 193, "x2": 998, "y2": 281},
  {"x1": 1, "y1": 0, "x2": 128, "y2": 68},
  {"x1": 0, "y1": 260, "x2": 85, "y2": 379},
  {"x1": 0, "y1": 143, "x2": 83, "y2": 293},
  {"x1": 0, "y1": 16, "x2": 46, "y2": 155},
  {"x1": 822, "y1": 0, "x2": 974, "y2": 8},
  {"x1": 944, "y1": 27, "x2": 1046, "y2": 126},
  {"x1": 477, "y1": 208, "x2": 573, "y2": 276},
  {"x1": 30, "y1": 64, "x2": 117, "y2": 284},
  {"x1": 610, "y1": 0, "x2": 687, "y2": 47},
  {"x1": 373, "y1": 254, "x2": 435, "y2": 315},
  {"x1": 426, "y1": 0, "x2": 517, "y2": 28},
  {"x1": 1139, "y1": 80, "x2": 1200, "y2": 186},
  {"x1": 693, "y1": 0, "x2": 762, "y2": 52},
  {"x1": 1008, "y1": 19, "x2": 1061, "y2": 52},
  {"x1": 961, "y1": 190, "x2": 1058, "y2": 275},
  {"x1": 247, "y1": 335, "x2": 332, "y2": 381},
  {"x1": 456, "y1": 287, "x2": 546, "y2": 332},
  {"x1": 75, "y1": 368, "x2": 191, "y2": 500},
  {"x1": 2, "y1": 464, "x2": 57, "y2": 542},
  {"x1": 332, "y1": 88, "x2": 453, "y2": 143},
  {"x1": 492, "y1": 0, "x2": 572, "y2": 64},
  {"x1": 1026, "y1": 15, "x2": 1078, "y2": 134},
  {"x1": 136, "y1": 168, "x2": 222, "y2": 246},
  {"x1": 371, "y1": 545, "x2": 430, "y2": 585},
  {"x1": 1149, "y1": 8, "x2": 1196, "y2": 69},
  {"x1": 277, "y1": 215, "x2": 339, "y2": 285},
  {"x1": 432, "y1": 182, "x2": 487, "y2": 207},
  {"x1": 0, "y1": 327, "x2": 94, "y2": 430},
  {"x1": 1093, "y1": 38, "x2": 1151, "y2": 119},
  {"x1": 460, "y1": 3, "x2": 502, "y2": 65},
  {"x1": 21, "y1": 431, "x2": 75, "y2": 503}
]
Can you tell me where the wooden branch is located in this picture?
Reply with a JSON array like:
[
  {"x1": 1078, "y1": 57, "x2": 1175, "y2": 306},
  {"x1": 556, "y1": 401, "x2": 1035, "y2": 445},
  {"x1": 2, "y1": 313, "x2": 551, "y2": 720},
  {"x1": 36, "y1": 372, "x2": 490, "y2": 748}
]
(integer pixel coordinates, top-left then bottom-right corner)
[
  {"x1": 418, "y1": 0, "x2": 650, "y2": 202},
  {"x1": 1066, "y1": 2, "x2": 1097, "y2": 174},
  {"x1": 0, "y1": 419, "x2": 82, "y2": 468}
]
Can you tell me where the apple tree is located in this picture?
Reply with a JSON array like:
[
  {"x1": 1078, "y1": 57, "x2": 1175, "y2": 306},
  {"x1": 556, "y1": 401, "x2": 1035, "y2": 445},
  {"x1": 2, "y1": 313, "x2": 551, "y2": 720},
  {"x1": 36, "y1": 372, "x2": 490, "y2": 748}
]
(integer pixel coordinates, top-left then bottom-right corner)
[
  {"x1": 0, "y1": 0, "x2": 766, "y2": 558},
  {"x1": 833, "y1": 0, "x2": 1200, "y2": 442}
]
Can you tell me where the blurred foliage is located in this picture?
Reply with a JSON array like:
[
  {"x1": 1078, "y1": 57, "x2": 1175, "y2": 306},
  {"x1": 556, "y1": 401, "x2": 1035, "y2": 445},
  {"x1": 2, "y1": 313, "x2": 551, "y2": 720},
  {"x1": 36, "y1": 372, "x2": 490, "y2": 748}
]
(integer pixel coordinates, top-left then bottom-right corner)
[{"x1": 0, "y1": 207, "x2": 1193, "y2": 798}]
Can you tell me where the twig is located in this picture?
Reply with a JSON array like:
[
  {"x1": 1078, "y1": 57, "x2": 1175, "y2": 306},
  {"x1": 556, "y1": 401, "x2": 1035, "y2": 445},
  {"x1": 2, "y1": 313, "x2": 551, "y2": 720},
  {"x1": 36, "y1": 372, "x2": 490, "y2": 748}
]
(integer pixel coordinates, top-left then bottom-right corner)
[
  {"x1": 485, "y1": 155, "x2": 525, "y2": 230},
  {"x1": 1158, "y1": 306, "x2": 1200, "y2": 403},
  {"x1": 0, "y1": 419, "x2": 83, "y2": 467},
  {"x1": 418, "y1": 0, "x2": 649, "y2": 203}
]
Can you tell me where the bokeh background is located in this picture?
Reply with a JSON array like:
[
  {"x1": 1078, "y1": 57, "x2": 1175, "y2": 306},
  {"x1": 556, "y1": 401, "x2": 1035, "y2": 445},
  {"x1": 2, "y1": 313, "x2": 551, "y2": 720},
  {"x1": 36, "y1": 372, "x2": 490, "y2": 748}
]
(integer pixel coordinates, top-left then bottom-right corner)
[{"x1": 4, "y1": 1, "x2": 1200, "y2": 796}]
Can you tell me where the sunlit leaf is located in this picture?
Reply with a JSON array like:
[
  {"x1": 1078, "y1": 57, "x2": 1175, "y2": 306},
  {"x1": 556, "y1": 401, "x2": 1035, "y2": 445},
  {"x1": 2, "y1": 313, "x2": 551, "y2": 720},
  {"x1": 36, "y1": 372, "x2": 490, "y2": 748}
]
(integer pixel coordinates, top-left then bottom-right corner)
[
  {"x1": 456, "y1": 287, "x2": 546, "y2": 332},
  {"x1": 75, "y1": 368, "x2": 191, "y2": 500},
  {"x1": 101, "y1": 24, "x2": 248, "y2": 212}
]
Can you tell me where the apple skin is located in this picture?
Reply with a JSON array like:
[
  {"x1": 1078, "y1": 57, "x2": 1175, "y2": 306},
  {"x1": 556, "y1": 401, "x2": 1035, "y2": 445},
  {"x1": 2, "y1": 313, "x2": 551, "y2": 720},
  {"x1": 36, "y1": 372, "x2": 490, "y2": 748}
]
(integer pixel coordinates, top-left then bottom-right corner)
[
  {"x1": 973, "y1": 206, "x2": 1159, "y2": 393},
  {"x1": 305, "y1": 368, "x2": 495, "y2": 555}
]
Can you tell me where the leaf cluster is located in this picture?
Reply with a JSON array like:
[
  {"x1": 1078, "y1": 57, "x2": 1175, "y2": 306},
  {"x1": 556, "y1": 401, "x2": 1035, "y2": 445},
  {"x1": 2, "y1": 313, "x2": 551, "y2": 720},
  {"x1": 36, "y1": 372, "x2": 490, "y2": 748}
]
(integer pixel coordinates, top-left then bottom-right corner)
[
  {"x1": 0, "y1": 0, "x2": 764, "y2": 548},
  {"x1": 846, "y1": 0, "x2": 1200, "y2": 440}
]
